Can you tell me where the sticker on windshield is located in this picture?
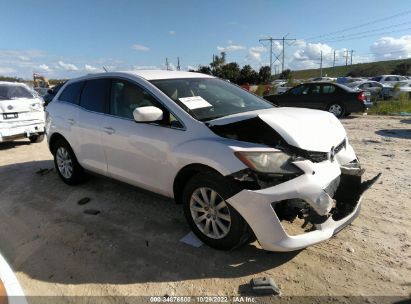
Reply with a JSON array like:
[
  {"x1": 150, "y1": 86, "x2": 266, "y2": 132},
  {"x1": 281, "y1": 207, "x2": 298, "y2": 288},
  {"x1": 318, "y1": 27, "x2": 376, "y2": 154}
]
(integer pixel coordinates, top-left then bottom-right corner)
[{"x1": 179, "y1": 96, "x2": 212, "y2": 110}]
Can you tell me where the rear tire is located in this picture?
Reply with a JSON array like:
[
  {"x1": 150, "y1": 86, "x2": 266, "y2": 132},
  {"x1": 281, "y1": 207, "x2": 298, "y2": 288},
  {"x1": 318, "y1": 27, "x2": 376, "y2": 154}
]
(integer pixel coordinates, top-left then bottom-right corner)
[
  {"x1": 182, "y1": 172, "x2": 253, "y2": 250},
  {"x1": 29, "y1": 134, "x2": 45, "y2": 143},
  {"x1": 53, "y1": 139, "x2": 85, "y2": 185},
  {"x1": 327, "y1": 103, "x2": 345, "y2": 118}
]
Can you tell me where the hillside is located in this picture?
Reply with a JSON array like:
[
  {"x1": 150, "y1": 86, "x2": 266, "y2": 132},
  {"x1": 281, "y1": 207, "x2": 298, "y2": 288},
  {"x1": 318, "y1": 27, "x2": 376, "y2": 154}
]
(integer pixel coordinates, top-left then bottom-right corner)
[{"x1": 290, "y1": 58, "x2": 411, "y2": 79}]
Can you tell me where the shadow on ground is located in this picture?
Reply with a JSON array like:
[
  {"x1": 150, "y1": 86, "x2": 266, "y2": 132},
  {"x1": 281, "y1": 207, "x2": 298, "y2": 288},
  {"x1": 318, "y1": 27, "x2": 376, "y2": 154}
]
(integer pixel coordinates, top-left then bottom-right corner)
[
  {"x1": 0, "y1": 160, "x2": 299, "y2": 286},
  {"x1": 400, "y1": 119, "x2": 411, "y2": 124},
  {"x1": 376, "y1": 129, "x2": 411, "y2": 140},
  {"x1": 0, "y1": 141, "x2": 31, "y2": 150}
]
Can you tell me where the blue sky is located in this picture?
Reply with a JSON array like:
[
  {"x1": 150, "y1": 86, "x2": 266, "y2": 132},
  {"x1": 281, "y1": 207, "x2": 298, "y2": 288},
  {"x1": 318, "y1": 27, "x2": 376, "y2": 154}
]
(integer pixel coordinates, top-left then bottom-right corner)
[{"x1": 1, "y1": 0, "x2": 411, "y2": 78}]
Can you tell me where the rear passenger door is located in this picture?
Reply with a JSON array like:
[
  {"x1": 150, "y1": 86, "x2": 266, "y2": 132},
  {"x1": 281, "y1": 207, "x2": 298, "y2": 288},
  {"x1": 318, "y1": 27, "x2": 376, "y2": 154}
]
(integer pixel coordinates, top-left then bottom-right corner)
[
  {"x1": 76, "y1": 78, "x2": 110, "y2": 175},
  {"x1": 320, "y1": 84, "x2": 339, "y2": 110}
]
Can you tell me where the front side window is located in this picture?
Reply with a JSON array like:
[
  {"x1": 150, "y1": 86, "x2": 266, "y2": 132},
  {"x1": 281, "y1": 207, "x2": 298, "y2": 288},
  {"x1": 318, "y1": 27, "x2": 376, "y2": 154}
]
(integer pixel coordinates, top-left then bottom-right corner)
[
  {"x1": 111, "y1": 79, "x2": 182, "y2": 128},
  {"x1": 59, "y1": 81, "x2": 84, "y2": 104},
  {"x1": 79, "y1": 79, "x2": 110, "y2": 113},
  {"x1": 110, "y1": 79, "x2": 159, "y2": 119},
  {"x1": 0, "y1": 85, "x2": 34, "y2": 100},
  {"x1": 151, "y1": 78, "x2": 272, "y2": 121}
]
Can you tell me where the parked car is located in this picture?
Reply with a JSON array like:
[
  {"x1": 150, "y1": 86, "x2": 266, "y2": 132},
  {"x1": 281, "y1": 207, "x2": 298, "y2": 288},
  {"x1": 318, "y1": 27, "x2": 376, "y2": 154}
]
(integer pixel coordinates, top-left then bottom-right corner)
[
  {"x1": 275, "y1": 82, "x2": 292, "y2": 94},
  {"x1": 46, "y1": 70, "x2": 378, "y2": 252},
  {"x1": 310, "y1": 76, "x2": 336, "y2": 82},
  {"x1": 336, "y1": 77, "x2": 367, "y2": 85},
  {"x1": 371, "y1": 75, "x2": 408, "y2": 85},
  {"x1": 264, "y1": 82, "x2": 372, "y2": 118},
  {"x1": 0, "y1": 81, "x2": 45, "y2": 143},
  {"x1": 346, "y1": 80, "x2": 391, "y2": 100},
  {"x1": 43, "y1": 82, "x2": 66, "y2": 106}
]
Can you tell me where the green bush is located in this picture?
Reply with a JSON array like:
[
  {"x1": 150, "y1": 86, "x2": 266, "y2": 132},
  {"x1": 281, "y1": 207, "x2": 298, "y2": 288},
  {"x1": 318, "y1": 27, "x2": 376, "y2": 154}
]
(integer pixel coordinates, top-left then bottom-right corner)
[{"x1": 368, "y1": 94, "x2": 411, "y2": 115}]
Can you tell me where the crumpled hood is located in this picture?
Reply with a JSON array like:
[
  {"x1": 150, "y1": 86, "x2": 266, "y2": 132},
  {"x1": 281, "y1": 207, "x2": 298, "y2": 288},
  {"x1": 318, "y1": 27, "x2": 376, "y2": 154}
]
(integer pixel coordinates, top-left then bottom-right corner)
[
  {"x1": 0, "y1": 98, "x2": 42, "y2": 113},
  {"x1": 208, "y1": 107, "x2": 346, "y2": 152}
]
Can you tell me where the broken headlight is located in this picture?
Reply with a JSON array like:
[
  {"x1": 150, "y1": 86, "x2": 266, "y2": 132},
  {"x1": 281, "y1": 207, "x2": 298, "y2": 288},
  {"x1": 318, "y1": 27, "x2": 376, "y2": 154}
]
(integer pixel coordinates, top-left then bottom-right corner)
[
  {"x1": 30, "y1": 102, "x2": 43, "y2": 111},
  {"x1": 234, "y1": 151, "x2": 302, "y2": 175}
]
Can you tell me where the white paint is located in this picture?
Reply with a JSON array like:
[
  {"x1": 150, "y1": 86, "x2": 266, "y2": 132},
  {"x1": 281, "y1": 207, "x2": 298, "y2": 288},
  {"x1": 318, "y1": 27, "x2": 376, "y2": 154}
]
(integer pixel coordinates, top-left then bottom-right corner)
[{"x1": 0, "y1": 253, "x2": 27, "y2": 304}]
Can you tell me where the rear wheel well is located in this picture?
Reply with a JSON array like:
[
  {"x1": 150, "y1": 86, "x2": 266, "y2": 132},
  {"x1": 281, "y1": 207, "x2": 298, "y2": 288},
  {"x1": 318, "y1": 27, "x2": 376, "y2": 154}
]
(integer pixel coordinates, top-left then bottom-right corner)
[
  {"x1": 48, "y1": 133, "x2": 66, "y2": 154},
  {"x1": 173, "y1": 164, "x2": 223, "y2": 204}
]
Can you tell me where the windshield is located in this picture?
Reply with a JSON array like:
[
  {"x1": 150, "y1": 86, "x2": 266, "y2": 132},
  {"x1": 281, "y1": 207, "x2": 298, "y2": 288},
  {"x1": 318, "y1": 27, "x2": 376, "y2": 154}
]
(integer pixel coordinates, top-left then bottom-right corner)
[
  {"x1": 151, "y1": 78, "x2": 273, "y2": 121},
  {"x1": 0, "y1": 84, "x2": 35, "y2": 100}
]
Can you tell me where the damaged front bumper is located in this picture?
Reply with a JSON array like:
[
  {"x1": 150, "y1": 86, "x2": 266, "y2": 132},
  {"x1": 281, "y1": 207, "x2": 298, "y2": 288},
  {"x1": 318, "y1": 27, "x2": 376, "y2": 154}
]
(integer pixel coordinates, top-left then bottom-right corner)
[{"x1": 226, "y1": 159, "x2": 380, "y2": 252}]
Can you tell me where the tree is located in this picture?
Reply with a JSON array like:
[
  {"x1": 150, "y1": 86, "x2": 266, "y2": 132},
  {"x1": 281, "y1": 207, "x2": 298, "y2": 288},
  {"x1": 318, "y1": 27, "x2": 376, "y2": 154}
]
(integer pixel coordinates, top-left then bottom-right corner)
[
  {"x1": 278, "y1": 69, "x2": 291, "y2": 80},
  {"x1": 197, "y1": 65, "x2": 212, "y2": 75},
  {"x1": 210, "y1": 52, "x2": 226, "y2": 76},
  {"x1": 259, "y1": 66, "x2": 271, "y2": 83},
  {"x1": 219, "y1": 62, "x2": 240, "y2": 83},
  {"x1": 392, "y1": 63, "x2": 411, "y2": 75},
  {"x1": 238, "y1": 65, "x2": 259, "y2": 84}
]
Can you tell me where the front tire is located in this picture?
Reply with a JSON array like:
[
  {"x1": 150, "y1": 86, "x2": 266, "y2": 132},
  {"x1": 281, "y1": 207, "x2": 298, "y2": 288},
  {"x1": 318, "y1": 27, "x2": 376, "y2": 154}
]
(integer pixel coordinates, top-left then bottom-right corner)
[
  {"x1": 182, "y1": 172, "x2": 252, "y2": 250},
  {"x1": 53, "y1": 139, "x2": 85, "y2": 185},
  {"x1": 29, "y1": 134, "x2": 45, "y2": 143},
  {"x1": 327, "y1": 103, "x2": 345, "y2": 118}
]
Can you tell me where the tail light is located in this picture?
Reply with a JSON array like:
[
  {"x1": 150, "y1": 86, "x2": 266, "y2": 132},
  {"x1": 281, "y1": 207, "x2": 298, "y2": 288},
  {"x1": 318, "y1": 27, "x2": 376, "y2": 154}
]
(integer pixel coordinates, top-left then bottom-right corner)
[{"x1": 357, "y1": 91, "x2": 366, "y2": 103}]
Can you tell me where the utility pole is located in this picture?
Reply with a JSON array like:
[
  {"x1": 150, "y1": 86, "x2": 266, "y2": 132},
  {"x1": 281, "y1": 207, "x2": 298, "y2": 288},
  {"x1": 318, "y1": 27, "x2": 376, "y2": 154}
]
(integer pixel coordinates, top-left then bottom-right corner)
[
  {"x1": 345, "y1": 50, "x2": 349, "y2": 66},
  {"x1": 165, "y1": 58, "x2": 169, "y2": 70},
  {"x1": 320, "y1": 51, "x2": 323, "y2": 77},
  {"x1": 177, "y1": 57, "x2": 181, "y2": 71},
  {"x1": 350, "y1": 50, "x2": 354, "y2": 65},
  {"x1": 333, "y1": 50, "x2": 336, "y2": 67},
  {"x1": 259, "y1": 35, "x2": 296, "y2": 75}
]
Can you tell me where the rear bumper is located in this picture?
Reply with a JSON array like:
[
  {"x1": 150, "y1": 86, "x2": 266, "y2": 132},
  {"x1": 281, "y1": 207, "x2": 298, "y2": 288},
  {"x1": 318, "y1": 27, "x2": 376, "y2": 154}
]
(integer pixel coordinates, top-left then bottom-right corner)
[
  {"x1": 0, "y1": 120, "x2": 45, "y2": 142},
  {"x1": 227, "y1": 157, "x2": 380, "y2": 252}
]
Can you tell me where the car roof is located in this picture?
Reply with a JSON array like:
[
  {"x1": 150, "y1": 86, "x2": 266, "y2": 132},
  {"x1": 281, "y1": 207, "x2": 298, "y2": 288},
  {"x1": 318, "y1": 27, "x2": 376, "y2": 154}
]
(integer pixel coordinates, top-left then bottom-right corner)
[{"x1": 74, "y1": 70, "x2": 214, "y2": 82}]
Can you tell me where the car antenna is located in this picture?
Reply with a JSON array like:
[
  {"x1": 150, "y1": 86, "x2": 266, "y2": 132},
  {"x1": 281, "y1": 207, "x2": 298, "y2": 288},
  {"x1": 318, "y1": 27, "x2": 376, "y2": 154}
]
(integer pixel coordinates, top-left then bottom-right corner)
[{"x1": 103, "y1": 66, "x2": 108, "y2": 72}]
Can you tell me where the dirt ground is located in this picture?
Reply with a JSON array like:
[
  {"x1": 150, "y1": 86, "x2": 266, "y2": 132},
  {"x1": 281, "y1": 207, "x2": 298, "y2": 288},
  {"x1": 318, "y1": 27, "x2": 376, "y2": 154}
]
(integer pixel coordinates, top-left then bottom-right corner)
[{"x1": 0, "y1": 115, "x2": 410, "y2": 302}]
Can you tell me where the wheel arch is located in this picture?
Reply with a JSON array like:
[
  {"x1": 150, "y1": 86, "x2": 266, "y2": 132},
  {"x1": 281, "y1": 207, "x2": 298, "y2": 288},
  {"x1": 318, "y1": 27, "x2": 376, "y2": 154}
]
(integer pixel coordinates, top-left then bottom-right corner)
[
  {"x1": 173, "y1": 163, "x2": 224, "y2": 204},
  {"x1": 48, "y1": 132, "x2": 67, "y2": 154}
]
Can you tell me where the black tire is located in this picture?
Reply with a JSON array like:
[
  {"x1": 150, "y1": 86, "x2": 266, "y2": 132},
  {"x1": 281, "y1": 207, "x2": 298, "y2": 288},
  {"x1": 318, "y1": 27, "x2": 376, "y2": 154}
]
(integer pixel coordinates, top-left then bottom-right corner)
[
  {"x1": 29, "y1": 134, "x2": 45, "y2": 143},
  {"x1": 52, "y1": 138, "x2": 85, "y2": 185},
  {"x1": 182, "y1": 171, "x2": 253, "y2": 250},
  {"x1": 327, "y1": 103, "x2": 345, "y2": 118}
]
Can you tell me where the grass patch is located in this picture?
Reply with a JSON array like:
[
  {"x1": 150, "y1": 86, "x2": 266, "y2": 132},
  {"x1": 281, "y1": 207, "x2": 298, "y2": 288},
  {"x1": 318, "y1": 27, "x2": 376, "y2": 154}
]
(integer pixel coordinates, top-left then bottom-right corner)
[{"x1": 368, "y1": 93, "x2": 411, "y2": 115}]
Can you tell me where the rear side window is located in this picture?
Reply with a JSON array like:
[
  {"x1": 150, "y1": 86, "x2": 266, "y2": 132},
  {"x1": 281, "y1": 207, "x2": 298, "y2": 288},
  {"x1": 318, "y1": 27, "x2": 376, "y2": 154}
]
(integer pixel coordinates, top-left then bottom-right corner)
[
  {"x1": 322, "y1": 85, "x2": 336, "y2": 94},
  {"x1": 59, "y1": 81, "x2": 84, "y2": 104},
  {"x1": 371, "y1": 76, "x2": 382, "y2": 82},
  {"x1": 79, "y1": 78, "x2": 110, "y2": 113}
]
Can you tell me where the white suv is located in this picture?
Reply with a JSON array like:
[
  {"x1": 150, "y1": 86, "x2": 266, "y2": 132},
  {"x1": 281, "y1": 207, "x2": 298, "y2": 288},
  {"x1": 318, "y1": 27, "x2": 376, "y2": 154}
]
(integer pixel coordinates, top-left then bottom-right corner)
[
  {"x1": 46, "y1": 70, "x2": 378, "y2": 252},
  {"x1": 0, "y1": 82, "x2": 45, "y2": 143}
]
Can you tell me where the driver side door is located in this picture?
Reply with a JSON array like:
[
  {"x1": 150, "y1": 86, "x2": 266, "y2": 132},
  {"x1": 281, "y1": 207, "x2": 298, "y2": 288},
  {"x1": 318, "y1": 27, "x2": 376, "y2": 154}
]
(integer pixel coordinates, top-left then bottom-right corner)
[{"x1": 101, "y1": 78, "x2": 185, "y2": 196}]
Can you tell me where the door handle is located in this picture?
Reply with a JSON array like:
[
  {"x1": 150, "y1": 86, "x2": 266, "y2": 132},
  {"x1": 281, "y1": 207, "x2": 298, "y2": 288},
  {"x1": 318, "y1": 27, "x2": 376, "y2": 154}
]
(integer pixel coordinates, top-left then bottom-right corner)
[
  {"x1": 67, "y1": 118, "x2": 75, "y2": 125},
  {"x1": 103, "y1": 126, "x2": 115, "y2": 135}
]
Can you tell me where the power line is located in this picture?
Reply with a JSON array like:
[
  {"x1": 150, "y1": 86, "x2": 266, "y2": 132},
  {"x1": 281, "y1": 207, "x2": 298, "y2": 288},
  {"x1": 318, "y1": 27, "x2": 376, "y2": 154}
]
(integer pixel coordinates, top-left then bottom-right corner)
[{"x1": 305, "y1": 9, "x2": 411, "y2": 41}]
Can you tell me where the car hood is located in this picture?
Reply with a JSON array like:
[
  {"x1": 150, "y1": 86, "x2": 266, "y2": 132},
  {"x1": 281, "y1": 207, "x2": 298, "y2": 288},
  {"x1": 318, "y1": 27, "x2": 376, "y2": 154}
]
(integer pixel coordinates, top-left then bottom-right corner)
[
  {"x1": 0, "y1": 98, "x2": 42, "y2": 113},
  {"x1": 208, "y1": 107, "x2": 346, "y2": 152}
]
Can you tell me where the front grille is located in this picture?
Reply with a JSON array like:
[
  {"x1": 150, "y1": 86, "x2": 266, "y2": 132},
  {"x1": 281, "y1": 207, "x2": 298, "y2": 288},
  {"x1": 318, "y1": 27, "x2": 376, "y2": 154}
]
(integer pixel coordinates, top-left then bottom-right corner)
[{"x1": 292, "y1": 138, "x2": 347, "y2": 163}]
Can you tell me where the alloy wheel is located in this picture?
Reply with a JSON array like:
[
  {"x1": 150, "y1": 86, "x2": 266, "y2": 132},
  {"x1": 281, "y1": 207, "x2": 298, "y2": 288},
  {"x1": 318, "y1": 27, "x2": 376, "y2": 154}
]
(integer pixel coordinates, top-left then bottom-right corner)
[
  {"x1": 56, "y1": 146, "x2": 73, "y2": 179},
  {"x1": 190, "y1": 187, "x2": 231, "y2": 239}
]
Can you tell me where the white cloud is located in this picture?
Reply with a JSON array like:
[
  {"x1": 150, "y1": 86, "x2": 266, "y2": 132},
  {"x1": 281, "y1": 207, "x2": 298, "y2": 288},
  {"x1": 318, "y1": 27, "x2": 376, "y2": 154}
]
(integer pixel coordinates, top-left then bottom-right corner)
[
  {"x1": 84, "y1": 64, "x2": 100, "y2": 72},
  {"x1": 38, "y1": 64, "x2": 51, "y2": 72},
  {"x1": 58, "y1": 60, "x2": 79, "y2": 71},
  {"x1": 169, "y1": 30, "x2": 176, "y2": 36},
  {"x1": 131, "y1": 44, "x2": 150, "y2": 51},
  {"x1": 217, "y1": 44, "x2": 246, "y2": 52},
  {"x1": 247, "y1": 46, "x2": 267, "y2": 61},
  {"x1": 0, "y1": 67, "x2": 16, "y2": 75},
  {"x1": 371, "y1": 35, "x2": 411, "y2": 60},
  {"x1": 18, "y1": 56, "x2": 30, "y2": 61},
  {"x1": 187, "y1": 65, "x2": 196, "y2": 71}
]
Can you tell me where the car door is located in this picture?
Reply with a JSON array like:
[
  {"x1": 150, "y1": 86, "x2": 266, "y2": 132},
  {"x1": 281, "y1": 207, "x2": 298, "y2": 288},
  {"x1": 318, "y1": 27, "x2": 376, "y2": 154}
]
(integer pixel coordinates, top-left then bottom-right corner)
[
  {"x1": 76, "y1": 78, "x2": 110, "y2": 175},
  {"x1": 278, "y1": 84, "x2": 311, "y2": 107},
  {"x1": 101, "y1": 78, "x2": 185, "y2": 196}
]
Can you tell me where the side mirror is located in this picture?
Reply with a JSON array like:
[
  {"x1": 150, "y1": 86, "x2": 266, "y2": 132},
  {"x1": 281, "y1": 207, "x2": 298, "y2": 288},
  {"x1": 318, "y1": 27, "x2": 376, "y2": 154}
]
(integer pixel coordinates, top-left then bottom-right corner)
[{"x1": 133, "y1": 106, "x2": 163, "y2": 123}]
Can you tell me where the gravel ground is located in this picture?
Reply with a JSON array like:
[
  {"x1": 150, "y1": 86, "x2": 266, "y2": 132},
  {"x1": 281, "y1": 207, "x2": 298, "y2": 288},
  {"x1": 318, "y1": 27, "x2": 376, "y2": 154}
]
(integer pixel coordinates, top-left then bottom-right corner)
[{"x1": 0, "y1": 115, "x2": 410, "y2": 302}]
